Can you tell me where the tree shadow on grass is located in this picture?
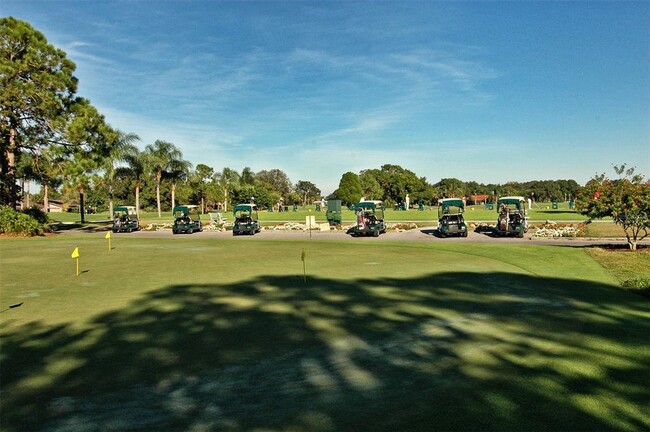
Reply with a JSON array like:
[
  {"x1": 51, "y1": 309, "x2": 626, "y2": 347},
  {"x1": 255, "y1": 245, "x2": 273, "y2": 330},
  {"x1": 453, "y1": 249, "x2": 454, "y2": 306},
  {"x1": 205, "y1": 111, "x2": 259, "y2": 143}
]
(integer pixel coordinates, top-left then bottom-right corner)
[{"x1": 1, "y1": 272, "x2": 648, "y2": 431}]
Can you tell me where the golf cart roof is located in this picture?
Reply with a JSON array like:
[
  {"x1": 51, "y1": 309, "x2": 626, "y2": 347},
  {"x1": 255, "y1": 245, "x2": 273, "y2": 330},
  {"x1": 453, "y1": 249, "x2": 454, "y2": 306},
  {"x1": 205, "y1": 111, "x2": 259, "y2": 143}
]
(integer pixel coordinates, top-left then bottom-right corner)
[
  {"x1": 355, "y1": 200, "x2": 382, "y2": 210},
  {"x1": 497, "y1": 196, "x2": 525, "y2": 204},
  {"x1": 173, "y1": 205, "x2": 199, "y2": 213},
  {"x1": 497, "y1": 196, "x2": 525, "y2": 210},
  {"x1": 233, "y1": 204, "x2": 258, "y2": 213},
  {"x1": 114, "y1": 206, "x2": 136, "y2": 212},
  {"x1": 439, "y1": 198, "x2": 464, "y2": 209}
]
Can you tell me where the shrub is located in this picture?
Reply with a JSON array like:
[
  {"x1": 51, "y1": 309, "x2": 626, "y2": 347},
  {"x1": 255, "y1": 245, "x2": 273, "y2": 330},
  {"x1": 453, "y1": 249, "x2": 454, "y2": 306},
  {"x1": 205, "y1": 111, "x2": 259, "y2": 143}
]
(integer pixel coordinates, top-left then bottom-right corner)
[
  {"x1": 22, "y1": 206, "x2": 50, "y2": 225},
  {"x1": 0, "y1": 205, "x2": 47, "y2": 236},
  {"x1": 622, "y1": 277, "x2": 650, "y2": 298}
]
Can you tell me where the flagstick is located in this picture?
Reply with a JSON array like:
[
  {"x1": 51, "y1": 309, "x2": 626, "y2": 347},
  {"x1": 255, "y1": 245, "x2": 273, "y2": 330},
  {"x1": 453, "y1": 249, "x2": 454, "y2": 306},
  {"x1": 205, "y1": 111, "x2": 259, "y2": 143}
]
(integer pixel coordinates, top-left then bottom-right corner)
[{"x1": 71, "y1": 247, "x2": 80, "y2": 276}]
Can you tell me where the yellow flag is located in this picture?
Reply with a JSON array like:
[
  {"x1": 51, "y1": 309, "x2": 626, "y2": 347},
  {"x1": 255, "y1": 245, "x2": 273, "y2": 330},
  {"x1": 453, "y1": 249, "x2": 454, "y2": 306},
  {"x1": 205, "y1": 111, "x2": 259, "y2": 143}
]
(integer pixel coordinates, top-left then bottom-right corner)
[
  {"x1": 71, "y1": 247, "x2": 79, "y2": 258},
  {"x1": 105, "y1": 231, "x2": 111, "y2": 239}
]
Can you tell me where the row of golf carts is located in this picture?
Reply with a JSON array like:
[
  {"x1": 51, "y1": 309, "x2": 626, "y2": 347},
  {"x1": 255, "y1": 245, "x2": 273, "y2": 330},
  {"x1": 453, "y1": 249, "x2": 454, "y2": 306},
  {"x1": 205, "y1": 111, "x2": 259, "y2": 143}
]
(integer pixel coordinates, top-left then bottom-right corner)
[
  {"x1": 343, "y1": 196, "x2": 528, "y2": 238},
  {"x1": 112, "y1": 196, "x2": 528, "y2": 239},
  {"x1": 437, "y1": 196, "x2": 528, "y2": 238},
  {"x1": 171, "y1": 204, "x2": 261, "y2": 235},
  {"x1": 112, "y1": 204, "x2": 261, "y2": 236}
]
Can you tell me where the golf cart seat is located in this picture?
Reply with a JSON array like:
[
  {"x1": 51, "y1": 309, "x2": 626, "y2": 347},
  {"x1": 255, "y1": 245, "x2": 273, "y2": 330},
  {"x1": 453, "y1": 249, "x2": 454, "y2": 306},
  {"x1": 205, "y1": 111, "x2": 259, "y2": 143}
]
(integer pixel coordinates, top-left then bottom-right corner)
[{"x1": 209, "y1": 212, "x2": 228, "y2": 225}]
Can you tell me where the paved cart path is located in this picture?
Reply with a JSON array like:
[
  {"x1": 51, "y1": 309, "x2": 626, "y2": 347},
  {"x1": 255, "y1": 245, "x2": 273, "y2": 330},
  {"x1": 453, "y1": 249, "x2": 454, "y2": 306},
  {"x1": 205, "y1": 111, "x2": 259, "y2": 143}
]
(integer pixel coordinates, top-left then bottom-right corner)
[{"x1": 62, "y1": 224, "x2": 647, "y2": 248}]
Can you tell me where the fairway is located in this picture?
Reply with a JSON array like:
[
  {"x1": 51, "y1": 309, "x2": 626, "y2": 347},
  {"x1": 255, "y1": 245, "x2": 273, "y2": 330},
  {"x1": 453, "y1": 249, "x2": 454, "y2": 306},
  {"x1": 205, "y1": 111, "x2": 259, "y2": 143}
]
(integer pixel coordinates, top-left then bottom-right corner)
[{"x1": 1, "y1": 236, "x2": 648, "y2": 431}]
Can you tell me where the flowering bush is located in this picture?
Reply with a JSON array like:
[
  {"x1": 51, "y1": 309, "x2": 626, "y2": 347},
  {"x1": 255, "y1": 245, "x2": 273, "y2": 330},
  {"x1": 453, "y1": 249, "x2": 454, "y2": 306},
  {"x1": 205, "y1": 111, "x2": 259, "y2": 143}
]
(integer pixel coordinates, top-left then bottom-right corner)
[
  {"x1": 531, "y1": 223, "x2": 586, "y2": 238},
  {"x1": 142, "y1": 223, "x2": 173, "y2": 231},
  {"x1": 386, "y1": 222, "x2": 418, "y2": 231},
  {"x1": 472, "y1": 223, "x2": 495, "y2": 233},
  {"x1": 268, "y1": 223, "x2": 310, "y2": 230},
  {"x1": 576, "y1": 165, "x2": 649, "y2": 250}
]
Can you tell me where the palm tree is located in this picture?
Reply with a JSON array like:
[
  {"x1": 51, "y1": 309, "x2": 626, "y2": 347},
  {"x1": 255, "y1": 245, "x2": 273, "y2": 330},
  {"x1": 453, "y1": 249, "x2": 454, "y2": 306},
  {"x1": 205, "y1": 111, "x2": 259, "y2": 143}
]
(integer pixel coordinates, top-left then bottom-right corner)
[
  {"x1": 26, "y1": 150, "x2": 63, "y2": 213},
  {"x1": 167, "y1": 158, "x2": 192, "y2": 211},
  {"x1": 215, "y1": 167, "x2": 240, "y2": 212},
  {"x1": 103, "y1": 130, "x2": 140, "y2": 217},
  {"x1": 241, "y1": 167, "x2": 255, "y2": 186},
  {"x1": 121, "y1": 147, "x2": 149, "y2": 218},
  {"x1": 144, "y1": 140, "x2": 185, "y2": 218}
]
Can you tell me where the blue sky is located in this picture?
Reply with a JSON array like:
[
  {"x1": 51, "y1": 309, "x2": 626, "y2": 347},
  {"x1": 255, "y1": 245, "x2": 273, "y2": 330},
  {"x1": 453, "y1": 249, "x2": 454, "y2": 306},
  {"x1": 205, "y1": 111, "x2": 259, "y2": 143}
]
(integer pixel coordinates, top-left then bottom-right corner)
[{"x1": 4, "y1": 1, "x2": 649, "y2": 194}]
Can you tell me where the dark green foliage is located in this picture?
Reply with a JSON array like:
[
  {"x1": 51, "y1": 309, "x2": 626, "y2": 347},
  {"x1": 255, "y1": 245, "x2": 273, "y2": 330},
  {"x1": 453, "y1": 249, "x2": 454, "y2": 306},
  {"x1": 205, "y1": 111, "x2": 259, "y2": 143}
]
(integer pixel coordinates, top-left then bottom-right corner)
[
  {"x1": 0, "y1": 205, "x2": 47, "y2": 236},
  {"x1": 255, "y1": 169, "x2": 292, "y2": 197},
  {"x1": 336, "y1": 172, "x2": 363, "y2": 205},
  {"x1": 294, "y1": 180, "x2": 321, "y2": 206},
  {"x1": 21, "y1": 206, "x2": 49, "y2": 225},
  {"x1": 1, "y1": 17, "x2": 78, "y2": 207}
]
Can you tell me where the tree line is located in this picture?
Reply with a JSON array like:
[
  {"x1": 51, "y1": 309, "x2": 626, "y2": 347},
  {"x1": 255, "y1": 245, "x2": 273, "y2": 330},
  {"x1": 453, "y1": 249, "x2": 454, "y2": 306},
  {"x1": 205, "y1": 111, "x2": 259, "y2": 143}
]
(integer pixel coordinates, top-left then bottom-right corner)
[{"x1": 332, "y1": 165, "x2": 581, "y2": 207}]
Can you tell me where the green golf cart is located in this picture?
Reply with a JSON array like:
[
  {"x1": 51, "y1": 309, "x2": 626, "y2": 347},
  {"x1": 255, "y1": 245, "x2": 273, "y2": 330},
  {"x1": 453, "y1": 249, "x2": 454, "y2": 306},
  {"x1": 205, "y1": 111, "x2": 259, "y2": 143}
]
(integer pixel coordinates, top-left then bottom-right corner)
[
  {"x1": 232, "y1": 204, "x2": 261, "y2": 236},
  {"x1": 325, "y1": 199, "x2": 342, "y2": 226},
  {"x1": 348, "y1": 200, "x2": 386, "y2": 237},
  {"x1": 494, "y1": 196, "x2": 528, "y2": 238},
  {"x1": 172, "y1": 205, "x2": 202, "y2": 234},
  {"x1": 437, "y1": 198, "x2": 467, "y2": 238},
  {"x1": 112, "y1": 205, "x2": 140, "y2": 233}
]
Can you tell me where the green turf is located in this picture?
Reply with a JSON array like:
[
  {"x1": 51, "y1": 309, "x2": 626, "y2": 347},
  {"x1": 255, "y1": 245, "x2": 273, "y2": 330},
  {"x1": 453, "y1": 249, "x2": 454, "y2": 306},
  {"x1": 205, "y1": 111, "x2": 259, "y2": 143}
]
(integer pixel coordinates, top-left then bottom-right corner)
[{"x1": 1, "y1": 236, "x2": 648, "y2": 431}]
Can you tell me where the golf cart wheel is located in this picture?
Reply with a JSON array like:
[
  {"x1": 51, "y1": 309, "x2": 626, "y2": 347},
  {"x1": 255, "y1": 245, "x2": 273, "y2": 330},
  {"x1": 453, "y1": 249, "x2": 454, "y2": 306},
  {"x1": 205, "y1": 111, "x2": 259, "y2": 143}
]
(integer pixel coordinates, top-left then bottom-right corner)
[
  {"x1": 233, "y1": 231, "x2": 237, "y2": 236},
  {"x1": 517, "y1": 232, "x2": 524, "y2": 238},
  {"x1": 462, "y1": 231, "x2": 468, "y2": 237},
  {"x1": 373, "y1": 230, "x2": 379, "y2": 237}
]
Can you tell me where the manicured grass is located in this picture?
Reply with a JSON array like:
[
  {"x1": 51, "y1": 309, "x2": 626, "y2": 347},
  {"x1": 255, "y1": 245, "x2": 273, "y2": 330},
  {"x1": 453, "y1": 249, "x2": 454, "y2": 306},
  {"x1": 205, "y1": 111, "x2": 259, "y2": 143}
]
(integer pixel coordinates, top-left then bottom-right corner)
[
  {"x1": 585, "y1": 221, "x2": 628, "y2": 238},
  {"x1": 586, "y1": 246, "x2": 650, "y2": 296},
  {"x1": 1, "y1": 237, "x2": 647, "y2": 431}
]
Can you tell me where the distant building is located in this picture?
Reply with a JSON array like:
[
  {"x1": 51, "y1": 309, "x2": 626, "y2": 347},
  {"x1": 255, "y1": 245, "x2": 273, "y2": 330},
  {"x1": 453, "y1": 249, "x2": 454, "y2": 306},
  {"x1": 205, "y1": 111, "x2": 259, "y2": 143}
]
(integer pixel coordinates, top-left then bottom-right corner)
[
  {"x1": 44, "y1": 200, "x2": 64, "y2": 213},
  {"x1": 469, "y1": 194, "x2": 490, "y2": 205}
]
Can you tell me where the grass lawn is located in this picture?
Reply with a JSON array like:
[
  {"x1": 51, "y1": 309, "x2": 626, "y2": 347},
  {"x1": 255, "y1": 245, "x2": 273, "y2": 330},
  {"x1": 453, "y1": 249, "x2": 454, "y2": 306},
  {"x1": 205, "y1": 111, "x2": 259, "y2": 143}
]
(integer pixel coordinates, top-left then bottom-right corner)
[
  {"x1": 1, "y1": 236, "x2": 648, "y2": 431},
  {"x1": 585, "y1": 248, "x2": 650, "y2": 281},
  {"x1": 48, "y1": 202, "x2": 590, "y2": 226},
  {"x1": 584, "y1": 221, "x2": 629, "y2": 238}
]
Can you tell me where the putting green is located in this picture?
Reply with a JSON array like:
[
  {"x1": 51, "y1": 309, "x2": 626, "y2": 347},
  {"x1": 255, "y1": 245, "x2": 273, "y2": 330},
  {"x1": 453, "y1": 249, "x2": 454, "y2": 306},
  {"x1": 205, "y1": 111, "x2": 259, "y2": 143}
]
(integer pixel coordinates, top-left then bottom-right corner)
[{"x1": 1, "y1": 236, "x2": 647, "y2": 432}]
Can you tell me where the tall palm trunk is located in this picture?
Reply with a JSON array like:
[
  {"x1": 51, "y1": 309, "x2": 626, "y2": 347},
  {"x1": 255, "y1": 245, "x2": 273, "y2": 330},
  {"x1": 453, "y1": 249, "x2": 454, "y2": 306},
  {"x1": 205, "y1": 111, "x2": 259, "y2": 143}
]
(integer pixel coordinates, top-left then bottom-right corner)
[
  {"x1": 25, "y1": 179, "x2": 30, "y2": 208},
  {"x1": 79, "y1": 187, "x2": 86, "y2": 223},
  {"x1": 156, "y1": 170, "x2": 162, "y2": 218},
  {"x1": 171, "y1": 182, "x2": 176, "y2": 210},
  {"x1": 108, "y1": 184, "x2": 114, "y2": 218},
  {"x1": 44, "y1": 184, "x2": 49, "y2": 212},
  {"x1": 135, "y1": 180, "x2": 141, "y2": 217},
  {"x1": 5, "y1": 127, "x2": 17, "y2": 209}
]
